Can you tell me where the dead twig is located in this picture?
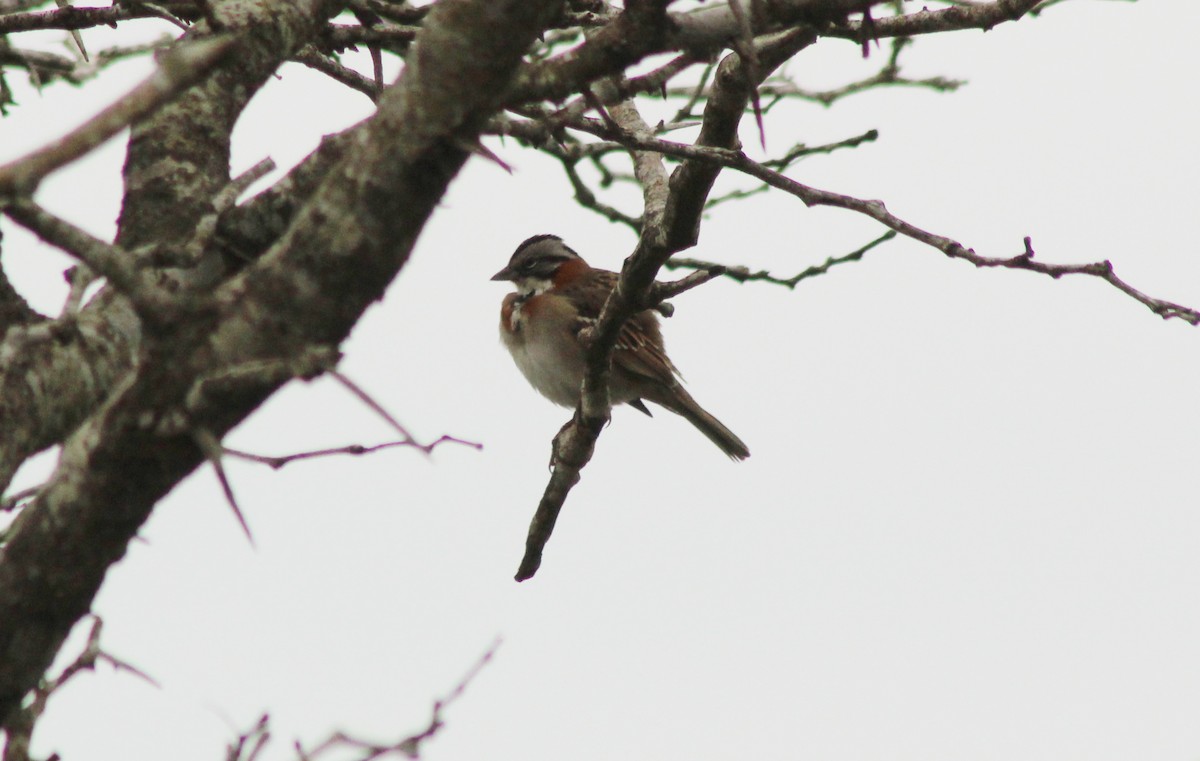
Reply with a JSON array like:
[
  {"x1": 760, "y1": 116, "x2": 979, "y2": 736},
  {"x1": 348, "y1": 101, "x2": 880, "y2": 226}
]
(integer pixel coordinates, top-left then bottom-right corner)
[
  {"x1": 224, "y1": 436, "x2": 483, "y2": 470},
  {"x1": 294, "y1": 638, "x2": 503, "y2": 761}
]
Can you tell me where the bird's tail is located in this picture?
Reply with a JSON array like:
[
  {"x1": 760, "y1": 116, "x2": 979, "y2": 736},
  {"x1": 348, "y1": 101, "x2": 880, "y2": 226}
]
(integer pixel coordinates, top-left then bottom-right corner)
[{"x1": 652, "y1": 386, "x2": 750, "y2": 460}]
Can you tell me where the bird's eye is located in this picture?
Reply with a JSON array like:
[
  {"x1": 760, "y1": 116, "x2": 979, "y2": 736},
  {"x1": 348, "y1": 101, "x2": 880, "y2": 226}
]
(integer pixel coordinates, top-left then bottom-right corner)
[{"x1": 519, "y1": 261, "x2": 536, "y2": 273}]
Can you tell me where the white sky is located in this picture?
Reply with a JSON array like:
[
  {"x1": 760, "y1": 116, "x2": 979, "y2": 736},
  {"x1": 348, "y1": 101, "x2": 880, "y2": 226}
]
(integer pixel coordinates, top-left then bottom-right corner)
[{"x1": 3, "y1": 1, "x2": 1200, "y2": 760}]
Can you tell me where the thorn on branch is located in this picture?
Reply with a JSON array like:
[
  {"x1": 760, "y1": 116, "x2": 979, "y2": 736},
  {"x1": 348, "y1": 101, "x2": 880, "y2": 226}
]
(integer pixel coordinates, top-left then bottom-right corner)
[
  {"x1": 133, "y1": 0, "x2": 191, "y2": 30},
  {"x1": 858, "y1": 5, "x2": 879, "y2": 58},
  {"x1": 330, "y1": 371, "x2": 421, "y2": 452},
  {"x1": 582, "y1": 86, "x2": 620, "y2": 133},
  {"x1": 194, "y1": 428, "x2": 255, "y2": 546}
]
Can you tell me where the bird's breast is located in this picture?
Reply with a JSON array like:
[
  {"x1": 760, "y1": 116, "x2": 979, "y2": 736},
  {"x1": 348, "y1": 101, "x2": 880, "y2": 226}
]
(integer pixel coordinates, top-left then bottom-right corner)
[{"x1": 497, "y1": 292, "x2": 586, "y2": 407}]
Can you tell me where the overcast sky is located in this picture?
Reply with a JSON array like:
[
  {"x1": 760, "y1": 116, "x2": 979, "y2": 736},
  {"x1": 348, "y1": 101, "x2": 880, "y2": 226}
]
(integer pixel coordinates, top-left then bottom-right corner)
[{"x1": 3, "y1": 1, "x2": 1200, "y2": 760}]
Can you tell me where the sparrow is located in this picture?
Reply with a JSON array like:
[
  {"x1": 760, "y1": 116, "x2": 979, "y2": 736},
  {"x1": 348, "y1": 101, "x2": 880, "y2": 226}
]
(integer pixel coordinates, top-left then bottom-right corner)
[{"x1": 491, "y1": 234, "x2": 750, "y2": 460}]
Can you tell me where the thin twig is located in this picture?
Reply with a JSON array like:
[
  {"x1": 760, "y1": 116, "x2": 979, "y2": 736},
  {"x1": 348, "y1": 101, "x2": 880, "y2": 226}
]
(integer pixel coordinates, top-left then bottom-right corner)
[
  {"x1": 665, "y1": 230, "x2": 896, "y2": 288},
  {"x1": 671, "y1": 58, "x2": 714, "y2": 122},
  {"x1": 547, "y1": 52, "x2": 697, "y2": 133},
  {"x1": 294, "y1": 45, "x2": 381, "y2": 100},
  {"x1": 0, "y1": 37, "x2": 174, "y2": 87},
  {"x1": 705, "y1": 129, "x2": 879, "y2": 210},
  {"x1": 558, "y1": 158, "x2": 641, "y2": 230},
  {"x1": 329, "y1": 371, "x2": 419, "y2": 445},
  {"x1": 226, "y1": 714, "x2": 271, "y2": 761},
  {"x1": 224, "y1": 436, "x2": 483, "y2": 470},
  {"x1": 296, "y1": 638, "x2": 503, "y2": 761},
  {"x1": 651, "y1": 264, "x2": 728, "y2": 301}
]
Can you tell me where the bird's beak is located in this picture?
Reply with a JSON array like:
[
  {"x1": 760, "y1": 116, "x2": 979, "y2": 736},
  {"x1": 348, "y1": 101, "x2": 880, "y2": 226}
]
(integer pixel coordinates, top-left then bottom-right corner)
[{"x1": 490, "y1": 266, "x2": 515, "y2": 282}]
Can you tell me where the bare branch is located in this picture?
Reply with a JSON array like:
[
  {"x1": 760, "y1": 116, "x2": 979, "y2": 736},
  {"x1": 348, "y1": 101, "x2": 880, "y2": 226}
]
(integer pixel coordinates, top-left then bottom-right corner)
[
  {"x1": 0, "y1": 35, "x2": 235, "y2": 195},
  {"x1": 510, "y1": 0, "x2": 877, "y2": 103},
  {"x1": 2, "y1": 201, "x2": 150, "y2": 302},
  {"x1": 651, "y1": 265, "x2": 728, "y2": 301},
  {"x1": 0, "y1": 37, "x2": 172, "y2": 87},
  {"x1": 545, "y1": 52, "x2": 698, "y2": 133},
  {"x1": 296, "y1": 638, "x2": 503, "y2": 761},
  {"x1": 225, "y1": 714, "x2": 271, "y2": 761},
  {"x1": 671, "y1": 58, "x2": 715, "y2": 122},
  {"x1": 1, "y1": 616, "x2": 157, "y2": 760},
  {"x1": 705, "y1": 128, "x2": 879, "y2": 209},
  {"x1": 825, "y1": 0, "x2": 1044, "y2": 40},
  {"x1": 0, "y1": 4, "x2": 155, "y2": 34},
  {"x1": 666, "y1": 230, "x2": 896, "y2": 288},
  {"x1": 181, "y1": 157, "x2": 278, "y2": 263},
  {"x1": 583, "y1": 131, "x2": 1200, "y2": 324},
  {"x1": 294, "y1": 45, "x2": 381, "y2": 101},
  {"x1": 557, "y1": 158, "x2": 641, "y2": 230},
  {"x1": 755, "y1": 66, "x2": 963, "y2": 106},
  {"x1": 515, "y1": 29, "x2": 811, "y2": 582},
  {"x1": 329, "y1": 371, "x2": 421, "y2": 449},
  {"x1": 124, "y1": 0, "x2": 191, "y2": 32},
  {"x1": 224, "y1": 436, "x2": 484, "y2": 470},
  {"x1": 2, "y1": 0, "x2": 551, "y2": 720},
  {"x1": 726, "y1": 0, "x2": 767, "y2": 148},
  {"x1": 324, "y1": 21, "x2": 419, "y2": 55},
  {"x1": 607, "y1": 99, "x2": 668, "y2": 243}
]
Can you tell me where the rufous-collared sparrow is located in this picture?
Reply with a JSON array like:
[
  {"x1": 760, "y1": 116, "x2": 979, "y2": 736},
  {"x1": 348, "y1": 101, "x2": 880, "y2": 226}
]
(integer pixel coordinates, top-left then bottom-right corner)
[{"x1": 491, "y1": 234, "x2": 750, "y2": 460}]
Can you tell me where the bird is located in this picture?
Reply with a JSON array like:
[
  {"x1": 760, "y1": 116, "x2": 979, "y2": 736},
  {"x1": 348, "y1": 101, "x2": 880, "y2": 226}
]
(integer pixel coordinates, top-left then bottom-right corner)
[{"x1": 491, "y1": 234, "x2": 749, "y2": 460}]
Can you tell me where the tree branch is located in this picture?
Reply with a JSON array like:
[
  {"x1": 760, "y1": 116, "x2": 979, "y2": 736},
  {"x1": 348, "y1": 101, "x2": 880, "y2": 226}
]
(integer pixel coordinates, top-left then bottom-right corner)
[
  {"x1": 514, "y1": 33, "x2": 804, "y2": 581},
  {"x1": 1, "y1": 616, "x2": 156, "y2": 761},
  {"x1": 2, "y1": 201, "x2": 160, "y2": 309},
  {"x1": 0, "y1": 0, "x2": 560, "y2": 728},
  {"x1": 585, "y1": 132, "x2": 1200, "y2": 324},
  {"x1": 824, "y1": 0, "x2": 1044, "y2": 40},
  {"x1": 0, "y1": 35, "x2": 235, "y2": 195}
]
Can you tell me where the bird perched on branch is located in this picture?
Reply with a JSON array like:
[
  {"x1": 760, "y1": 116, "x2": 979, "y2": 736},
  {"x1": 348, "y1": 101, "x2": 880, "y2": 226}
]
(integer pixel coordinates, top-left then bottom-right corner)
[{"x1": 491, "y1": 234, "x2": 749, "y2": 460}]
